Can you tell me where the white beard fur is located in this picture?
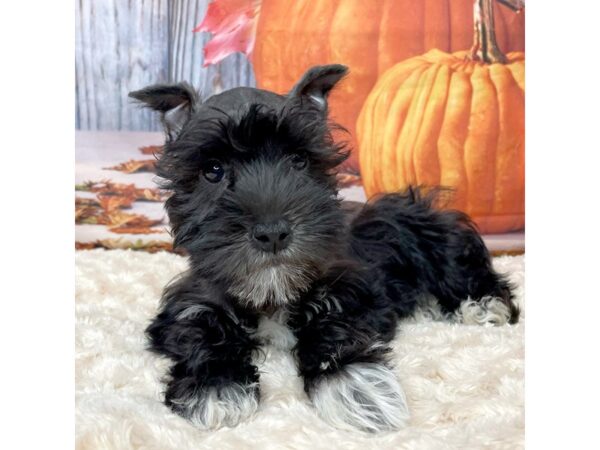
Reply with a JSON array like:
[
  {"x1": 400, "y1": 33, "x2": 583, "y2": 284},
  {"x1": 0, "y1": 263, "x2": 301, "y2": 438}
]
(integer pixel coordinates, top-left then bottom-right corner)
[{"x1": 228, "y1": 265, "x2": 312, "y2": 310}]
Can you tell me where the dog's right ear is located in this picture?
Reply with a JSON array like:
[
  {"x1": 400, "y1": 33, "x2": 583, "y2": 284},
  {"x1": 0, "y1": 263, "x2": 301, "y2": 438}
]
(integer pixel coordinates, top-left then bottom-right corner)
[
  {"x1": 129, "y1": 83, "x2": 197, "y2": 140},
  {"x1": 288, "y1": 65, "x2": 348, "y2": 113}
]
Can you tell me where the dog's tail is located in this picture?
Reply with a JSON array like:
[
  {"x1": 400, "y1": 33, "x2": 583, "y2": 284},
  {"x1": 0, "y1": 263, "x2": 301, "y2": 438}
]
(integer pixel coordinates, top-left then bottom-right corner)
[{"x1": 348, "y1": 186, "x2": 519, "y2": 324}]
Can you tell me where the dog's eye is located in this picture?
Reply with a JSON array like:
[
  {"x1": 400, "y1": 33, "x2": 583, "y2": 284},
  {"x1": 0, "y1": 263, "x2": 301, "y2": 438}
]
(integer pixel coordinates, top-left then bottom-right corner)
[
  {"x1": 291, "y1": 153, "x2": 307, "y2": 170},
  {"x1": 201, "y1": 159, "x2": 225, "y2": 183}
]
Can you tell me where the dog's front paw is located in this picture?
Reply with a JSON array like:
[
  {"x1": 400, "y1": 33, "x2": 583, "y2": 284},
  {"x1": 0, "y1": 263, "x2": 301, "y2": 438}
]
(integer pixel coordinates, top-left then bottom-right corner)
[
  {"x1": 167, "y1": 380, "x2": 259, "y2": 430},
  {"x1": 309, "y1": 362, "x2": 409, "y2": 433}
]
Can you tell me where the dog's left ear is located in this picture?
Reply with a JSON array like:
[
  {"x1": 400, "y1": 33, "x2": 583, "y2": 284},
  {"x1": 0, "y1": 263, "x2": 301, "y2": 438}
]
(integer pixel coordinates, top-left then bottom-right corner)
[
  {"x1": 129, "y1": 83, "x2": 197, "y2": 140},
  {"x1": 288, "y1": 64, "x2": 348, "y2": 112}
]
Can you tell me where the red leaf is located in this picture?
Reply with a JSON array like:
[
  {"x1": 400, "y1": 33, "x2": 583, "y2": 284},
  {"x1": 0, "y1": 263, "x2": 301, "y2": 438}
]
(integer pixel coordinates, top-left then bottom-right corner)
[{"x1": 193, "y1": 0, "x2": 260, "y2": 66}]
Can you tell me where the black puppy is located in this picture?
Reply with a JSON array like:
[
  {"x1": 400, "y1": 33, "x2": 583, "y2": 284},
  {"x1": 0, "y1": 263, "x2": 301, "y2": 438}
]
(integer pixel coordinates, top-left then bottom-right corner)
[{"x1": 130, "y1": 65, "x2": 519, "y2": 433}]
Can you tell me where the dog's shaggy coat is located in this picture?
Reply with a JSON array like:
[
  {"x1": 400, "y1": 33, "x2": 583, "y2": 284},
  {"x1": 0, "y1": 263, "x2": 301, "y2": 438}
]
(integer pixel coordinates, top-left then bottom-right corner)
[
  {"x1": 127, "y1": 65, "x2": 519, "y2": 433},
  {"x1": 75, "y1": 249, "x2": 524, "y2": 449}
]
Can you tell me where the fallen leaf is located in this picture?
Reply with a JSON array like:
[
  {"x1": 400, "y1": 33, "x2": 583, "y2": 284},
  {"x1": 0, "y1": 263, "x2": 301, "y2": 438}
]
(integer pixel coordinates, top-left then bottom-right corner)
[
  {"x1": 75, "y1": 197, "x2": 100, "y2": 207},
  {"x1": 336, "y1": 172, "x2": 362, "y2": 189},
  {"x1": 76, "y1": 239, "x2": 185, "y2": 255},
  {"x1": 108, "y1": 226, "x2": 166, "y2": 235},
  {"x1": 75, "y1": 180, "x2": 166, "y2": 202},
  {"x1": 104, "y1": 159, "x2": 156, "y2": 174},
  {"x1": 97, "y1": 193, "x2": 136, "y2": 211},
  {"x1": 139, "y1": 145, "x2": 163, "y2": 155},
  {"x1": 75, "y1": 242, "x2": 98, "y2": 250}
]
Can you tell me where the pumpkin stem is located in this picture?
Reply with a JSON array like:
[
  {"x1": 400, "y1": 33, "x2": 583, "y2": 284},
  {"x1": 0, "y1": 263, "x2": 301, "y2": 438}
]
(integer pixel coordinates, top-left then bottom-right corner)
[
  {"x1": 469, "y1": 0, "x2": 509, "y2": 64},
  {"x1": 496, "y1": 0, "x2": 525, "y2": 13}
]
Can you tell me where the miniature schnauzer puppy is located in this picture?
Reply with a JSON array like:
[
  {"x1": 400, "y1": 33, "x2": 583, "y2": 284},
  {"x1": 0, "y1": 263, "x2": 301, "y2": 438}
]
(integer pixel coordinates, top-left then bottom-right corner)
[{"x1": 130, "y1": 64, "x2": 519, "y2": 433}]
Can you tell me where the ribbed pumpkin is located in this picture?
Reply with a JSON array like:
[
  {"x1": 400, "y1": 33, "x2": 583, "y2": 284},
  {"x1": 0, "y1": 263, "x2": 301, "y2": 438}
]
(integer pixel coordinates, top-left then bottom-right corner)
[
  {"x1": 252, "y1": 0, "x2": 524, "y2": 172},
  {"x1": 357, "y1": 2, "x2": 524, "y2": 233}
]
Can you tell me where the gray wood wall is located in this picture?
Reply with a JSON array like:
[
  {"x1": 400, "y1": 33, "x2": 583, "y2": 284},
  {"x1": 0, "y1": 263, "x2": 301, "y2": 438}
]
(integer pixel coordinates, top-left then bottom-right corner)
[{"x1": 75, "y1": 0, "x2": 256, "y2": 131}]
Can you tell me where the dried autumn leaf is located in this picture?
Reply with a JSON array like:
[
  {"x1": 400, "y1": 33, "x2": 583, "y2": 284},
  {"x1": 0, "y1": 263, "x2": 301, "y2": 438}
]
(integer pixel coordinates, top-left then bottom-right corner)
[
  {"x1": 336, "y1": 172, "x2": 362, "y2": 189},
  {"x1": 75, "y1": 198, "x2": 103, "y2": 224},
  {"x1": 122, "y1": 215, "x2": 164, "y2": 228},
  {"x1": 136, "y1": 188, "x2": 164, "y2": 202},
  {"x1": 76, "y1": 239, "x2": 184, "y2": 255},
  {"x1": 97, "y1": 193, "x2": 136, "y2": 212},
  {"x1": 75, "y1": 206, "x2": 101, "y2": 224},
  {"x1": 75, "y1": 180, "x2": 166, "y2": 202},
  {"x1": 100, "y1": 206, "x2": 163, "y2": 227},
  {"x1": 75, "y1": 242, "x2": 98, "y2": 250},
  {"x1": 75, "y1": 180, "x2": 100, "y2": 192},
  {"x1": 139, "y1": 145, "x2": 163, "y2": 155},
  {"x1": 104, "y1": 159, "x2": 156, "y2": 174},
  {"x1": 194, "y1": 0, "x2": 260, "y2": 66},
  {"x1": 108, "y1": 226, "x2": 166, "y2": 235},
  {"x1": 75, "y1": 197, "x2": 100, "y2": 207},
  {"x1": 102, "y1": 210, "x2": 137, "y2": 227}
]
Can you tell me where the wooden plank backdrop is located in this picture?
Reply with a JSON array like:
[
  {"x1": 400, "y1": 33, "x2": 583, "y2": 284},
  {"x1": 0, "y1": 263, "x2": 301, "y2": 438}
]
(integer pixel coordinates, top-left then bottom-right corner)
[{"x1": 75, "y1": 0, "x2": 256, "y2": 131}]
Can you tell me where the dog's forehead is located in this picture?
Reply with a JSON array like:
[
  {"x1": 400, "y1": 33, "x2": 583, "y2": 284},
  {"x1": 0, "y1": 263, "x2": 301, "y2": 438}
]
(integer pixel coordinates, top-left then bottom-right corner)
[
  {"x1": 179, "y1": 86, "x2": 309, "y2": 155},
  {"x1": 172, "y1": 85, "x2": 338, "y2": 162},
  {"x1": 201, "y1": 87, "x2": 285, "y2": 117}
]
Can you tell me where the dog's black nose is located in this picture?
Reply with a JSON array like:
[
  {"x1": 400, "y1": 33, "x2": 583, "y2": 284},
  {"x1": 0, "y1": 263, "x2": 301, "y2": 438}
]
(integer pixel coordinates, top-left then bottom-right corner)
[{"x1": 251, "y1": 220, "x2": 293, "y2": 253}]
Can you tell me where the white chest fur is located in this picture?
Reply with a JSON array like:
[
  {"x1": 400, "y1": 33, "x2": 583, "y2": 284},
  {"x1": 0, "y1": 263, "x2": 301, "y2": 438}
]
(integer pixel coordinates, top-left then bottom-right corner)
[{"x1": 253, "y1": 309, "x2": 297, "y2": 351}]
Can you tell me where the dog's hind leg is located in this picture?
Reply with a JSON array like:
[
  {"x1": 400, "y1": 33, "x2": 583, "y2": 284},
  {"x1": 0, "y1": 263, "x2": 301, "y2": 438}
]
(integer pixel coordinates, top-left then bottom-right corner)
[
  {"x1": 431, "y1": 258, "x2": 520, "y2": 326},
  {"x1": 424, "y1": 209, "x2": 520, "y2": 325},
  {"x1": 349, "y1": 187, "x2": 520, "y2": 326}
]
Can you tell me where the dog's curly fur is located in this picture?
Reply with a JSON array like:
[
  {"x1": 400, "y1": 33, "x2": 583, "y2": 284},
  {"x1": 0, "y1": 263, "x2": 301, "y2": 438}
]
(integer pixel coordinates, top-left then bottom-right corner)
[{"x1": 130, "y1": 64, "x2": 519, "y2": 433}]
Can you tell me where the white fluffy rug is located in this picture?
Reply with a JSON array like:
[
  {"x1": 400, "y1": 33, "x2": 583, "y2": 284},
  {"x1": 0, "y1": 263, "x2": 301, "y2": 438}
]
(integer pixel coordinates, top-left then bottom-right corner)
[{"x1": 75, "y1": 250, "x2": 524, "y2": 449}]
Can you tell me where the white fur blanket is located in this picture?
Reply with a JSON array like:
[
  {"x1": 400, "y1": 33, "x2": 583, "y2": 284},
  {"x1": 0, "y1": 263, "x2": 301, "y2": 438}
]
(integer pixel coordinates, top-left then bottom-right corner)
[{"x1": 75, "y1": 250, "x2": 524, "y2": 449}]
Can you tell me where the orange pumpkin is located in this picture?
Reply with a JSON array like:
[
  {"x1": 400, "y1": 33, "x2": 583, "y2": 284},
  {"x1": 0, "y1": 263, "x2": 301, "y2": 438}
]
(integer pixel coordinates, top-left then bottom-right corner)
[
  {"x1": 252, "y1": 0, "x2": 525, "y2": 171},
  {"x1": 357, "y1": 49, "x2": 524, "y2": 233}
]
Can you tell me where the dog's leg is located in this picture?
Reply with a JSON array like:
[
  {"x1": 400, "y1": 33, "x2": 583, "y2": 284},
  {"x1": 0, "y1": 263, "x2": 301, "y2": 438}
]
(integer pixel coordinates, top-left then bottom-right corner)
[
  {"x1": 426, "y1": 216, "x2": 521, "y2": 326},
  {"x1": 291, "y1": 266, "x2": 409, "y2": 433},
  {"x1": 350, "y1": 188, "x2": 520, "y2": 325},
  {"x1": 146, "y1": 275, "x2": 260, "y2": 430}
]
